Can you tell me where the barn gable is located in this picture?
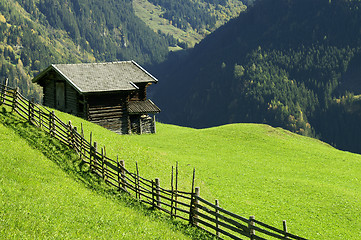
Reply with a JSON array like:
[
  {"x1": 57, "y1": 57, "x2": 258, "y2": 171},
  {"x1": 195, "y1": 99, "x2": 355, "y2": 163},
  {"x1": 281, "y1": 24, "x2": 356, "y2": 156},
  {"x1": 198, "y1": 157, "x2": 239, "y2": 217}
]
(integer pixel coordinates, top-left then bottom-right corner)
[{"x1": 32, "y1": 61, "x2": 160, "y2": 134}]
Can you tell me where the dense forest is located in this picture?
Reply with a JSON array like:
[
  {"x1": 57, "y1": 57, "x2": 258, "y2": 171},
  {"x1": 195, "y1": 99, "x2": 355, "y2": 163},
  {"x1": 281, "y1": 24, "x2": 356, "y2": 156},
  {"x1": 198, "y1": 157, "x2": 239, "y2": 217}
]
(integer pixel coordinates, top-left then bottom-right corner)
[
  {"x1": 146, "y1": 0, "x2": 254, "y2": 31},
  {"x1": 151, "y1": 0, "x2": 361, "y2": 153},
  {"x1": 0, "y1": 0, "x2": 250, "y2": 102}
]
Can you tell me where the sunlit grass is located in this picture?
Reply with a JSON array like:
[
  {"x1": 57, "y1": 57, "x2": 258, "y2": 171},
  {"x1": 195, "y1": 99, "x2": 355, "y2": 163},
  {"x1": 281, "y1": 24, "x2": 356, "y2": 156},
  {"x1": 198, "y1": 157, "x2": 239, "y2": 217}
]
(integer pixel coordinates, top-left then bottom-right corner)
[
  {"x1": 0, "y1": 109, "x2": 210, "y2": 239},
  {"x1": 4, "y1": 104, "x2": 361, "y2": 239},
  {"x1": 52, "y1": 109, "x2": 361, "y2": 239}
]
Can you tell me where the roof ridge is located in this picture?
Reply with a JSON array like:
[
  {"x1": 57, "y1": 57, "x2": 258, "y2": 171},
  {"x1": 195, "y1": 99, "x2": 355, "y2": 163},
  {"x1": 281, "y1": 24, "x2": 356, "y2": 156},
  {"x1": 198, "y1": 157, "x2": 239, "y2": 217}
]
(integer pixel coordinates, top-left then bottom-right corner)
[{"x1": 54, "y1": 61, "x2": 134, "y2": 66}]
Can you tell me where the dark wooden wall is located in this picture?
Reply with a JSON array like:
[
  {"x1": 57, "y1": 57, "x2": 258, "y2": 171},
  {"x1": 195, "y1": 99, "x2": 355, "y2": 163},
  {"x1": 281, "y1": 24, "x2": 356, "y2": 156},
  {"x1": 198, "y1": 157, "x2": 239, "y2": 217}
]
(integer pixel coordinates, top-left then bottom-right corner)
[
  {"x1": 43, "y1": 78, "x2": 55, "y2": 108},
  {"x1": 41, "y1": 70, "x2": 79, "y2": 116},
  {"x1": 86, "y1": 92, "x2": 130, "y2": 134},
  {"x1": 130, "y1": 83, "x2": 148, "y2": 101},
  {"x1": 65, "y1": 82, "x2": 79, "y2": 115}
]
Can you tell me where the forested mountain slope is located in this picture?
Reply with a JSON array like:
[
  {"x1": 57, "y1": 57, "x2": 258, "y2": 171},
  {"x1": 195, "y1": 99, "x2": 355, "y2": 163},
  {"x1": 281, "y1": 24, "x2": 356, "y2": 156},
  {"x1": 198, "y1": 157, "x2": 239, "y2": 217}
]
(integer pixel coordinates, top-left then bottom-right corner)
[
  {"x1": 133, "y1": 0, "x2": 254, "y2": 48},
  {"x1": 0, "y1": 0, "x2": 254, "y2": 103},
  {"x1": 152, "y1": 0, "x2": 361, "y2": 153},
  {"x1": 0, "y1": 0, "x2": 169, "y2": 101}
]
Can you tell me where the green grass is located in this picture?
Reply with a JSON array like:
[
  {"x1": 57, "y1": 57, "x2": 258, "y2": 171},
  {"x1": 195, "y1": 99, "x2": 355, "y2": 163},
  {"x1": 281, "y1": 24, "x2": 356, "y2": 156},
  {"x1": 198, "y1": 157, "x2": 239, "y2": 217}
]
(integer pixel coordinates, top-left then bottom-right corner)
[
  {"x1": 0, "y1": 109, "x2": 211, "y2": 239},
  {"x1": 3, "y1": 105, "x2": 361, "y2": 239},
  {"x1": 51, "y1": 110, "x2": 361, "y2": 239}
]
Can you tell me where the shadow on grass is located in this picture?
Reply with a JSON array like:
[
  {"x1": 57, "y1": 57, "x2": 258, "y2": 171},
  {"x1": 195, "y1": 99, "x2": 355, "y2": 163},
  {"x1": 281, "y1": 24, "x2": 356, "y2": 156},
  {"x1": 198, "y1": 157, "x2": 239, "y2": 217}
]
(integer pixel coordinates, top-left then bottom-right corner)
[{"x1": 0, "y1": 107, "x2": 214, "y2": 240}]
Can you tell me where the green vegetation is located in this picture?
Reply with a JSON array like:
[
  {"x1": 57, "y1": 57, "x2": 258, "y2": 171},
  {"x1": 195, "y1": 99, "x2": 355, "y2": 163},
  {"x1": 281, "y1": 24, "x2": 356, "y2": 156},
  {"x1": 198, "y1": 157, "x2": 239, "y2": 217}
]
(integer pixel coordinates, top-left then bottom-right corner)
[
  {"x1": 133, "y1": 0, "x2": 203, "y2": 48},
  {"x1": 152, "y1": 0, "x2": 361, "y2": 153},
  {"x1": 0, "y1": 109, "x2": 210, "y2": 239},
  {"x1": 38, "y1": 107, "x2": 361, "y2": 240},
  {"x1": 0, "y1": 0, "x2": 170, "y2": 101},
  {"x1": 0, "y1": 0, "x2": 249, "y2": 103},
  {"x1": 133, "y1": 0, "x2": 247, "y2": 48}
]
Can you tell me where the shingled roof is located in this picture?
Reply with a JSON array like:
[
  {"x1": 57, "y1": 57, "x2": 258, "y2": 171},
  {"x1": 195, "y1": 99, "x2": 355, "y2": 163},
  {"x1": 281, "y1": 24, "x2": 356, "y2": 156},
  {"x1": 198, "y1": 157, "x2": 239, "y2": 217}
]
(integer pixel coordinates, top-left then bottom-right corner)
[
  {"x1": 32, "y1": 61, "x2": 158, "y2": 93},
  {"x1": 128, "y1": 99, "x2": 161, "y2": 114}
]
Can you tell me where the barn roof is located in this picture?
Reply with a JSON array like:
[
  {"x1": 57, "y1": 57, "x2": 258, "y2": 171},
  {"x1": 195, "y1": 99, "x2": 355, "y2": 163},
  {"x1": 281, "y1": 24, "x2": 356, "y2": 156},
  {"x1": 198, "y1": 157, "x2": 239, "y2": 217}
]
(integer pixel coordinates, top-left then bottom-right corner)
[
  {"x1": 32, "y1": 61, "x2": 158, "y2": 93},
  {"x1": 128, "y1": 99, "x2": 161, "y2": 114}
]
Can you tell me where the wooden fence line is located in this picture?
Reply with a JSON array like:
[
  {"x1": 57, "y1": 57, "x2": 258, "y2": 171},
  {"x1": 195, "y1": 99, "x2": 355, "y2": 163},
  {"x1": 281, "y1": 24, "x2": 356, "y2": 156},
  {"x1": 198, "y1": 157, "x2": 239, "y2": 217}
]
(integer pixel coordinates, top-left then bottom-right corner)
[{"x1": 0, "y1": 82, "x2": 308, "y2": 240}]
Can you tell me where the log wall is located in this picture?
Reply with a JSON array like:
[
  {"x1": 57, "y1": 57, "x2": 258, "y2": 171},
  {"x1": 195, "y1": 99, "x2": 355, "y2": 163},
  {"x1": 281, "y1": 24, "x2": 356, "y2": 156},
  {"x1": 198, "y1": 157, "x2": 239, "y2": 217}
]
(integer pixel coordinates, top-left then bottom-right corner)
[
  {"x1": 43, "y1": 78, "x2": 56, "y2": 109},
  {"x1": 87, "y1": 93, "x2": 130, "y2": 134},
  {"x1": 65, "y1": 82, "x2": 79, "y2": 116}
]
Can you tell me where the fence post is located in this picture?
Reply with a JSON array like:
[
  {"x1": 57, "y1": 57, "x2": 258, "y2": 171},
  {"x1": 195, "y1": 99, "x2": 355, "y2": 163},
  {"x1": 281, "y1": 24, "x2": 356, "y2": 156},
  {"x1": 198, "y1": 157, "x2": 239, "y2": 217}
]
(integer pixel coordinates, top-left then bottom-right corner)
[
  {"x1": 101, "y1": 147, "x2": 105, "y2": 180},
  {"x1": 79, "y1": 124, "x2": 84, "y2": 161},
  {"x1": 28, "y1": 98, "x2": 34, "y2": 124},
  {"x1": 28, "y1": 98, "x2": 31, "y2": 122},
  {"x1": 90, "y1": 141, "x2": 97, "y2": 172},
  {"x1": 49, "y1": 111, "x2": 55, "y2": 136},
  {"x1": 11, "y1": 87, "x2": 19, "y2": 112},
  {"x1": 193, "y1": 187, "x2": 200, "y2": 226},
  {"x1": 155, "y1": 178, "x2": 161, "y2": 208},
  {"x1": 39, "y1": 108, "x2": 42, "y2": 129},
  {"x1": 171, "y1": 166, "x2": 174, "y2": 218},
  {"x1": 104, "y1": 147, "x2": 108, "y2": 181},
  {"x1": 0, "y1": 78, "x2": 8, "y2": 105},
  {"x1": 249, "y1": 216, "x2": 255, "y2": 240},
  {"x1": 0, "y1": 81, "x2": 2, "y2": 105},
  {"x1": 68, "y1": 120, "x2": 73, "y2": 148},
  {"x1": 189, "y1": 168, "x2": 196, "y2": 225},
  {"x1": 283, "y1": 220, "x2": 288, "y2": 239},
  {"x1": 175, "y1": 162, "x2": 178, "y2": 217},
  {"x1": 116, "y1": 156, "x2": 121, "y2": 190},
  {"x1": 80, "y1": 123, "x2": 84, "y2": 160},
  {"x1": 49, "y1": 111, "x2": 53, "y2": 136},
  {"x1": 135, "y1": 162, "x2": 140, "y2": 200},
  {"x1": 120, "y1": 160, "x2": 126, "y2": 191},
  {"x1": 215, "y1": 199, "x2": 219, "y2": 238},
  {"x1": 89, "y1": 132, "x2": 93, "y2": 161}
]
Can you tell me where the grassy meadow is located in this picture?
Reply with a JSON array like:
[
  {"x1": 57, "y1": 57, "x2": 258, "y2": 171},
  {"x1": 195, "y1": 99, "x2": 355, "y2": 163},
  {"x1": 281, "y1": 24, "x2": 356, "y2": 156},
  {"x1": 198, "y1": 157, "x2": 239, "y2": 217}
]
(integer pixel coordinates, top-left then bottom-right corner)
[
  {"x1": 51, "y1": 109, "x2": 361, "y2": 240},
  {"x1": 0, "y1": 110, "x2": 209, "y2": 239},
  {"x1": 2, "y1": 105, "x2": 361, "y2": 239}
]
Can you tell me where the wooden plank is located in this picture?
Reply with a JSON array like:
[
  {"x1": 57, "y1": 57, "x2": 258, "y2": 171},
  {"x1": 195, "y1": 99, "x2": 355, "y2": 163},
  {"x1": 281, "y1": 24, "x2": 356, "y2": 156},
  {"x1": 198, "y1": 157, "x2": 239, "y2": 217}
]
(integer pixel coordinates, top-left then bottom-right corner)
[
  {"x1": 195, "y1": 210, "x2": 250, "y2": 238},
  {"x1": 252, "y1": 219, "x2": 308, "y2": 240},
  {"x1": 88, "y1": 105, "x2": 123, "y2": 111},
  {"x1": 14, "y1": 108, "x2": 28, "y2": 120},
  {"x1": 195, "y1": 218, "x2": 245, "y2": 240},
  {"x1": 196, "y1": 203, "x2": 249, "y2": 232},
  {"x1": 173, "y1": 205, "x2": 191, "y2": 215},
  {"x1": 88, "y1": 107, "x2": 123, "y2": 114},
  {"x1": 196, "y1": 196, "x2": 250, "y2": 224},
  {"x1": 89, "y1": 114, "x2": 123, "y2": 121},
  {"x1": 251, "y1": 225, "x2": 289, "y2": 240}
]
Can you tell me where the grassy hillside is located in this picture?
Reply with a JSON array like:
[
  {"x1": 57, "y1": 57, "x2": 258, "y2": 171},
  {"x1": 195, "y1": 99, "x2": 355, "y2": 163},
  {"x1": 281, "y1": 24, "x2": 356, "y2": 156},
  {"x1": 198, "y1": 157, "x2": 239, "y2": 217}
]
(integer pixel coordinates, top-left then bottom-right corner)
[
  {"x1": 48, "y1": 110, "x2": 361, "y2": 240},
  {"x1": 0, "y1": 110, "x2": 209, "y2": 239}
]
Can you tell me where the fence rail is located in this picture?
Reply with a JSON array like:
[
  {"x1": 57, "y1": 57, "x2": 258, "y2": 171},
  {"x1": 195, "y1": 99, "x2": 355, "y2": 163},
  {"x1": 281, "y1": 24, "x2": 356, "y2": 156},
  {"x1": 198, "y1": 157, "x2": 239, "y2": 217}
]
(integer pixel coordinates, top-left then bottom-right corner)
[{"x1": 0, "y1": 81, "x2": 308, "y2": 240}]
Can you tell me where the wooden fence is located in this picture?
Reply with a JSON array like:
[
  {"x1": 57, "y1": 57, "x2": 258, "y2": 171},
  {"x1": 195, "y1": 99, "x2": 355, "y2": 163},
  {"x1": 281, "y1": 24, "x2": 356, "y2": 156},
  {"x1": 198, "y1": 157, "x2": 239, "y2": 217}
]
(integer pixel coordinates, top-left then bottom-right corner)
[{"x1": 0, "y1": 80, "x2": 308, "y2": 240}]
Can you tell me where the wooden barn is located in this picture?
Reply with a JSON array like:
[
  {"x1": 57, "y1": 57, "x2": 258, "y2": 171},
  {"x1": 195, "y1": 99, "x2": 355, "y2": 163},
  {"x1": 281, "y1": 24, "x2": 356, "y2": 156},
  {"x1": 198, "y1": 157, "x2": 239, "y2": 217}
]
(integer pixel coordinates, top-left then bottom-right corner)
[{"x1": 32, "y1": 61, "x2": 161, "y2": 134}]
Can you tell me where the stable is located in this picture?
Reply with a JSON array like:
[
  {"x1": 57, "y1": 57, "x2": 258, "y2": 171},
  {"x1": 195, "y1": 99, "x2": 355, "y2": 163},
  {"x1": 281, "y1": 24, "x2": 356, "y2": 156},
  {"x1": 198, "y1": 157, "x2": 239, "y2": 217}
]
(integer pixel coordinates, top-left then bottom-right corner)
[{"x1": 32, "y1": 61, "x2": 161, "y2": 134}]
